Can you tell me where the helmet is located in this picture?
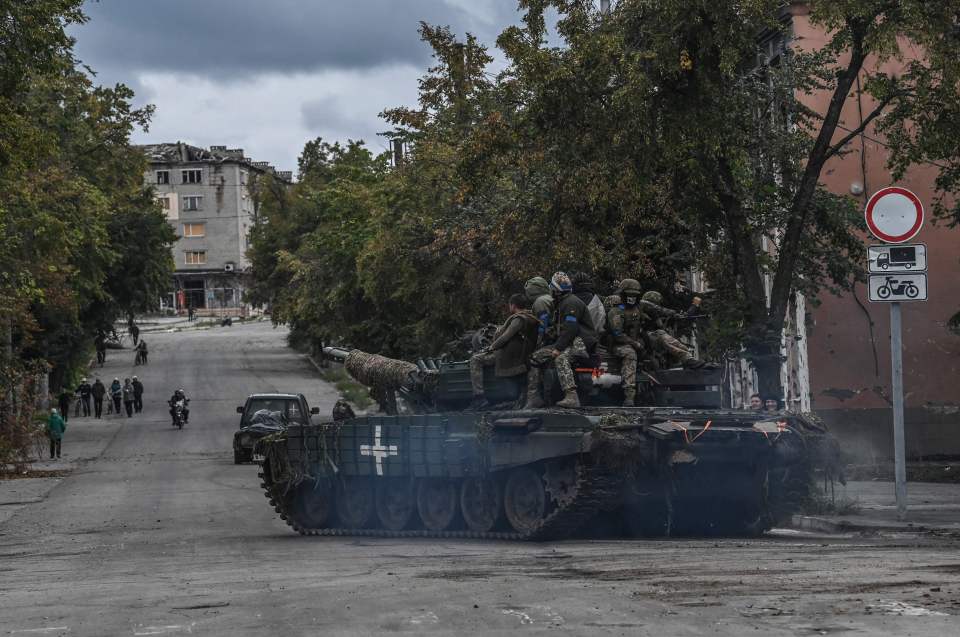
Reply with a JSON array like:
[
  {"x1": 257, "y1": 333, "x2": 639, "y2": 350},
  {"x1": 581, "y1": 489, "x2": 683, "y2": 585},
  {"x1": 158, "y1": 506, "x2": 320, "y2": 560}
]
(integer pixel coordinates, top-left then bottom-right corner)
[
  {"x1": 617, "y1": 278, "x2": 642, "y2": 296},
  {"x1": 642, "y1": 290, "x2": 663, "y2": 305},
  {"x1": 549, "y1": 271, "x2": 572, "y2": 293}
]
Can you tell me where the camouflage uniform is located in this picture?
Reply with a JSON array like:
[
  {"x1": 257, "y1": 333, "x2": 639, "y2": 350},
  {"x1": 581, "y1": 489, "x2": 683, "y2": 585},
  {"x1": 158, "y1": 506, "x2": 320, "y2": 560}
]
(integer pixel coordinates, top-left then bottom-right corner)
[
  {"x1": 469, "y1": 349, "x2": 499, "y2": 396},
  {"x1": 526, "y1": 274, "x2": 596, "y2": 409},
  {"x1": 607, "y1": 305, "x2": 645, "y2": 389},
  {"x1": 607, "y1": 280, "x2": 648, "y2": 404},
  {"x1": 528, "y1": 336, "x2": 587, "y2": 394},
  {"x1": 639, "y1": 292, "x2": 697, "y2": 367}
]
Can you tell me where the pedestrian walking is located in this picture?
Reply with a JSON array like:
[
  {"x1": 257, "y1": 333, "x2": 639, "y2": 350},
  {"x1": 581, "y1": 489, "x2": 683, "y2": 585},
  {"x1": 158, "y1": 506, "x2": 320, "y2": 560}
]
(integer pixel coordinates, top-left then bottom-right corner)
[
  {"x1": 110, "y1": 377, "x2": 122, "y2": 415},
  {"x1": 135, "y1": 339, "x2": 148, "y2": 365},
  {"x1": 92, "y1": 377, "x2": 106, "y2": 418},
  {"x1": 129, "y1": 322, "x2": 140, "y2": 346},
  {"x1": 132, "y1": 376, "x2": 144, "y2": 413},
  {"x1": 47, "y1": 408, "x2": 66, "y2": 460},
  {"x1": 95, "y1": 333, "x2": 106, "y2": 366},
  {"x1": 57, "y1": 390, "x2": 72, "y2": 423},
  {"x1": 75, "y1": 378, "x2": 92, "y2": 417},
  {"x1": 122, "y1": 378, "x2": 134, "y2": 417}
]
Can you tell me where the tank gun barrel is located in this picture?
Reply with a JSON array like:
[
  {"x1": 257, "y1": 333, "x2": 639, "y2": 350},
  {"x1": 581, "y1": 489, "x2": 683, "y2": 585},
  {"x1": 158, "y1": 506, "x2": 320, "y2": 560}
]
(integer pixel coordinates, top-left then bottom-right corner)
[
  {"x1": 343, "y1": 349, "x2": 438, "y2": 396},
  {"x1": 322, "y1": 346, "x2": 352, "y2": 364}
]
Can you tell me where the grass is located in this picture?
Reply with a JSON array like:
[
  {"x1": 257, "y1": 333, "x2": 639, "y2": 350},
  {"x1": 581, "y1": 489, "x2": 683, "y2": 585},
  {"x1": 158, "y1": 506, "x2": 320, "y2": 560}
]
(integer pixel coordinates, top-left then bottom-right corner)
[{"x1": 320, "y1": 367, "x2": 374, "y2": 410}]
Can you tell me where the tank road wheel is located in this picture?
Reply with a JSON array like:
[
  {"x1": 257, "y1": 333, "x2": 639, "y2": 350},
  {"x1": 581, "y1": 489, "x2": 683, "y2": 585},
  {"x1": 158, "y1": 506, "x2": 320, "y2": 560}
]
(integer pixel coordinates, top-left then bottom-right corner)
[
  {"x1": 294, "y1": 480, "x2": 333, "y2": 529},
  {"x1": 460, "y1": 477, "x2": 502, "y2": 533},
  {"x1": 504, "y1": 467, "x2": 547, "y2": 534},
  {"x1": 335, "y1": 477, "x2": 375, "y2": 528},
  {"x1": 376, "y1": 479, "x2": 416, "y2": 531},
  {"x1": 417, "y1": 479, "x2": 460, "y2": 532}
]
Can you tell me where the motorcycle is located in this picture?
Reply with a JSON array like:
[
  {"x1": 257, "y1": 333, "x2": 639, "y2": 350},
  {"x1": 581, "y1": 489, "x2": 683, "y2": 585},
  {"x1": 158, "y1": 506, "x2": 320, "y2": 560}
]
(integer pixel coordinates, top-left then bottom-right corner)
[
  {"x1": 171, "y1": 398, "x2": 189, "y2": 429},
  {"x1": 877, "y1": 276, "x2": 919, "y2": 299}
]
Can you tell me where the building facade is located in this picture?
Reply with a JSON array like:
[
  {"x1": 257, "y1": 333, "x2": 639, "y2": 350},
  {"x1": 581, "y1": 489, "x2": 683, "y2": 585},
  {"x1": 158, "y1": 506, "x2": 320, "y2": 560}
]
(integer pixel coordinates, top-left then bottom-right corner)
[
  {"x1": 142, "y1": 143, "x2": 292, "y2": 316},
  {"x1": 789, "y1": 6, "x2": 960, "y2": 459}
]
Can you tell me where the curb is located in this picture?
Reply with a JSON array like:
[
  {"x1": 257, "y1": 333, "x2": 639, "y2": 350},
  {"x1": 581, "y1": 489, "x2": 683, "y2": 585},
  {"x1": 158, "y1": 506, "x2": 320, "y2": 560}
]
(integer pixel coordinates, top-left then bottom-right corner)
[{"x1": 790, "y1": 514, "x2": 948, "y2": 535}]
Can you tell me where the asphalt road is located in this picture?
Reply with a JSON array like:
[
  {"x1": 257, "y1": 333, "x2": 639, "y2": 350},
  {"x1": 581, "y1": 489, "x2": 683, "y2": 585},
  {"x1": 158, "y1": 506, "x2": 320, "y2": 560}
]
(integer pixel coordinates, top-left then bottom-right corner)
[{"x1": 2, "y1": 322, "x2": 959, "y2": 636}]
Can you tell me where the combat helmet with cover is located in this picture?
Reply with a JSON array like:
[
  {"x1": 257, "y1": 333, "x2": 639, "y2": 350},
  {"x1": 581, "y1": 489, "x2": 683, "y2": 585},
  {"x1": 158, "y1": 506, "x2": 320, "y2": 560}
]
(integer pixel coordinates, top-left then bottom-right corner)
[
  {"x1": 642, "y1": 290, "x2": 663, "y2": 305},
  {"x1": 617, "y1": 278, "x2": 642, "y2": 296}
]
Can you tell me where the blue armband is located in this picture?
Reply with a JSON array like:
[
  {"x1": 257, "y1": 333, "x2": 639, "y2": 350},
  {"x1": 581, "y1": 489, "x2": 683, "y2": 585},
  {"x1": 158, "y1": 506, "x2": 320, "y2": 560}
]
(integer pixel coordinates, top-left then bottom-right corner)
[{"x1": 564, "y1": 315, "x2": 578, "y2": 323}]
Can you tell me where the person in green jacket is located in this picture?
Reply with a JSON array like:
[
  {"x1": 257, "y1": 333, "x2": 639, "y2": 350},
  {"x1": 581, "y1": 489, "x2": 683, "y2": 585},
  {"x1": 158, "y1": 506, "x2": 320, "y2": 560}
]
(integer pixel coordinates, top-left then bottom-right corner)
[{"x1": 47, "y1": 408, "x2": 66, "y2": 460}]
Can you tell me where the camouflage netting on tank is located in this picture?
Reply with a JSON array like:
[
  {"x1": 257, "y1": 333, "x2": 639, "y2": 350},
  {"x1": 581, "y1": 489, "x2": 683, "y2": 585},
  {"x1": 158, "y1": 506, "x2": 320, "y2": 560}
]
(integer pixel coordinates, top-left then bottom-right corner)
[
  {"x1": 345, "y1": 350, "x2": 420, "y2": 390},
  {"x1": 589, "y1": 414, "x2": 649, "y2": 475}
]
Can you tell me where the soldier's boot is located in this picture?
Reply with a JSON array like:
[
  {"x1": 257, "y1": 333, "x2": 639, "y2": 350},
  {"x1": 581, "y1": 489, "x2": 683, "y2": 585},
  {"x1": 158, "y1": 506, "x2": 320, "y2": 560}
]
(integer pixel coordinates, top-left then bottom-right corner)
[
  {"x1": 525, "y1": 391, "x2": 545, "y2": 409},
  {"x1": 622, "y1": 388, "x2": 636, "y2": 407},
  {"x1": 556, "y1": 388, "x2": 581, "y2": 409}
]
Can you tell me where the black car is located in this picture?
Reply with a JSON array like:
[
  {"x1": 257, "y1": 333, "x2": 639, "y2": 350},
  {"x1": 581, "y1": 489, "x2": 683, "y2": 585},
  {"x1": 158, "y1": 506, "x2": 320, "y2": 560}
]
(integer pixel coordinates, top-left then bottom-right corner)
[{"x1": 233, "y1": 393, "x2": 319, "y2": 464}]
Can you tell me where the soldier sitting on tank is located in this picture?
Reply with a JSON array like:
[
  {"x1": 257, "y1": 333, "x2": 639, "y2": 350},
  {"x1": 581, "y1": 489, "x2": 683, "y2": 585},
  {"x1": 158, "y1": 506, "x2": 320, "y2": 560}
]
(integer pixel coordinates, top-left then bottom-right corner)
[
  {"x1": 638, "y1": 290, "x2": 706, "y2": 369},
  {"x1": 606, "y1": 278, "x2": 651, "y2": 407},
  {"x1": 526, "y1": 272, "x2": 599, "y2": 409},
  {"x1": 524, "y1": 276, "x2": 555, "y2": 346},
  {"x1": 469, "y1": 294, "x2": 540, "y2": 409}
]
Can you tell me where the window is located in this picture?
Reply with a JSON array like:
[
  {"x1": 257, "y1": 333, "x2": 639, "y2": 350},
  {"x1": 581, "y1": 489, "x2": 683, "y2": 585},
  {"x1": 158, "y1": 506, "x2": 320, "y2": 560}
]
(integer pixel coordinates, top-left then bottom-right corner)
[
  {"x1": 185, "y1": 251, "x2": 207, "y2": 265},
  {"x1": 157, "y1": 197, "x2": 170, "y2": 210},
  {"x1": 181, "y1": 169, "x2": 203, "y2": 184},
  {"x1": 156, "y1": 170, "x2": 170, "y2": 185},
  {"x1": 183, "y1": 195, "x2": 203, "y2": 211},
  {"x1": 182, "y1": 222, "x2": 205, "y2": 237},
  {"x1": 242, "y1": 398, "x2": 306, "y2": 425}
]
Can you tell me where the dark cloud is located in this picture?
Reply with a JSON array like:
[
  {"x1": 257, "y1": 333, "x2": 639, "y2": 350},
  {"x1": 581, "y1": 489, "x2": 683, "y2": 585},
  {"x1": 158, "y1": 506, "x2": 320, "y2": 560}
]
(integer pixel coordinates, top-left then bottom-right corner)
[{"x1": 72, "y1": 0, "x2": 516, "y2": 76}]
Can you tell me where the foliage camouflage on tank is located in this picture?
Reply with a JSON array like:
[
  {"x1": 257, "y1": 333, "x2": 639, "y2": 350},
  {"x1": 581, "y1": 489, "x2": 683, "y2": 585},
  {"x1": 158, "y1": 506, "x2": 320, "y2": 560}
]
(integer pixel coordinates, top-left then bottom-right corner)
[{"x1": 256, "y1": 348, "x2": 836, "y2": 540}]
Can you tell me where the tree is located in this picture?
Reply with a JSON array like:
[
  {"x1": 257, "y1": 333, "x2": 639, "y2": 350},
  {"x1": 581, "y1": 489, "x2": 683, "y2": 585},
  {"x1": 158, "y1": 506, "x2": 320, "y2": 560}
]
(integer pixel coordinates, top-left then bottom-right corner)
[
  {"x1": 251, "y1": 1, "x2": 960, "y2": 399},
  {"x1": 1, "y1": 0, "x2": 175, "y2": 463},
  {"x1": 486, "y1": 0, "x2": 960, "y2": 396}
]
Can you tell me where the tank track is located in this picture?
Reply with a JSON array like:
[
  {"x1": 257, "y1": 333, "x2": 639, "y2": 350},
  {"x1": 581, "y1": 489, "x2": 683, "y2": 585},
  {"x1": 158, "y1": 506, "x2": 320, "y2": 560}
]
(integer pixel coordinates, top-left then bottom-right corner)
[{"x1": 258, "y1": 456, "x2": 622, "y2": 541}]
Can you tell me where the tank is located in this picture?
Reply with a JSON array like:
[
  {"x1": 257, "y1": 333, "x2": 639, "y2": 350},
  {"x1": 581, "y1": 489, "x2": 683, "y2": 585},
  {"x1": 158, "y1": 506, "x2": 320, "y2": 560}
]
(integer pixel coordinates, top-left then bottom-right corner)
[{"x1": 256, "y1": 347, "x2": 836, "y2": 539}]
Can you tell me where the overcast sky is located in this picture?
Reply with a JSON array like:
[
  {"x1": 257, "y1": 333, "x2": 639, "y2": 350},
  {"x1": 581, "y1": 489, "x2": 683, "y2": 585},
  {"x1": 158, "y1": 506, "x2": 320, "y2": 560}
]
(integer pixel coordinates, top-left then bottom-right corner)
[{"x1": 70, "y1": 0, "x2": 529, "y2": 172}]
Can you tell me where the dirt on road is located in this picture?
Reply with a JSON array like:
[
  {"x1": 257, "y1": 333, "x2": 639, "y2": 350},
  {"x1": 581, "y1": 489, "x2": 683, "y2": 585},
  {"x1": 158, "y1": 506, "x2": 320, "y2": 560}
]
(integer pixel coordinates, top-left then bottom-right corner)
[{"x1": 0, "y1": 322, "x2": 957, "y2": 636}]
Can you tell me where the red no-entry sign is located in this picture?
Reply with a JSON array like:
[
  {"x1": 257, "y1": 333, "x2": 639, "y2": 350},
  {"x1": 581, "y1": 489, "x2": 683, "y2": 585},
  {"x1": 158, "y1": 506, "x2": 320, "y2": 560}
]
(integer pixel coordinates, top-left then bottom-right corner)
[{"x1": 865, "y1": 187, "x2": 924, "y2": 244}]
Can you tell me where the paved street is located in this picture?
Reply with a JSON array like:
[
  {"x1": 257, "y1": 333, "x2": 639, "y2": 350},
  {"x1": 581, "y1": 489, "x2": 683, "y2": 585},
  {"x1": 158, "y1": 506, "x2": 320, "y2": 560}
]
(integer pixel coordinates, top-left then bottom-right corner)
[{"x1": 2, "y1": 322, "x2": 959, "y2": 636}]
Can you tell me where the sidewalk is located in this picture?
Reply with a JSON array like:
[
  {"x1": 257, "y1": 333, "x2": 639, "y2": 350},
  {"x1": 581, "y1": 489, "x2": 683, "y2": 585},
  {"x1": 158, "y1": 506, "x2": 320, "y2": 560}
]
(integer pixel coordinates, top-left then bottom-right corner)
[
  {"x1": 0, "y1": 415, "x2": 125, "y2": 525},
  {"x1": 793, "y1": 480, "x2": 960, "y2": 535}
]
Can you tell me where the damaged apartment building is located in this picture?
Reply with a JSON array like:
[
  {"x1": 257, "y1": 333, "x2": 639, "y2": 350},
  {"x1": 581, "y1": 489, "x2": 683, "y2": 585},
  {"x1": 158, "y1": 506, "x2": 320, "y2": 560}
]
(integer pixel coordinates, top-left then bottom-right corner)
[{"x1": 142, "y1": 143, "x2": 292, "y2": 316}]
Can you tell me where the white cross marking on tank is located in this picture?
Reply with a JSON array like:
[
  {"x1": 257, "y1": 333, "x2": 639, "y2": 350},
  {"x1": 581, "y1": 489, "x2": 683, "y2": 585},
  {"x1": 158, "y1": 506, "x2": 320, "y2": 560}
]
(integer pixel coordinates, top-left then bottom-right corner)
[{"x1": 360, "y1": 425, "x2": 398, "y2": 476}]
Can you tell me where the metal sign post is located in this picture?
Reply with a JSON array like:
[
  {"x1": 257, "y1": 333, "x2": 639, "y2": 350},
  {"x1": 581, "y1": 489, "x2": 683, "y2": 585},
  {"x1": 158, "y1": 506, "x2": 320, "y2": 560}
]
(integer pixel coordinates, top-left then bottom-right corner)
[
  {"x1": 889, "y1": 303, "x2": 907, "y2": 521},
  {"x1": 865, "y1": 187, "x2": 925, "y2": 522}
]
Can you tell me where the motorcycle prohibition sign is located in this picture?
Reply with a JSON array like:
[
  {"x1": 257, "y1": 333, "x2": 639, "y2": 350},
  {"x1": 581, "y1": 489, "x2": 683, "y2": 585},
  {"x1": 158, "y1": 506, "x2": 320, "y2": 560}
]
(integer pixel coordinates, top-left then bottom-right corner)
[{"x1": 876, "y1": 276, "x2": 919, "y2": 300}]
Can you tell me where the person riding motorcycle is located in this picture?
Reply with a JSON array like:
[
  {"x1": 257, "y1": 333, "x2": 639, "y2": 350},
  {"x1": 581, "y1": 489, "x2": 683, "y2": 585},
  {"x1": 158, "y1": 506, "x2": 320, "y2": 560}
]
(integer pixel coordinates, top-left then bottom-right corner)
[{"x1": 168, "y1": 388, "x2": 190, "y2": 426}]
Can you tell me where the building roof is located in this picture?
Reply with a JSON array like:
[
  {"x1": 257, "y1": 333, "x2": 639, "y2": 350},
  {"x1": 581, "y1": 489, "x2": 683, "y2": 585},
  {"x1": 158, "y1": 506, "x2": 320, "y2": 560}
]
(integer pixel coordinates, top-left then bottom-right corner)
[{"x1": 140, "y1": 142, "x2": 293, "y2": 182}]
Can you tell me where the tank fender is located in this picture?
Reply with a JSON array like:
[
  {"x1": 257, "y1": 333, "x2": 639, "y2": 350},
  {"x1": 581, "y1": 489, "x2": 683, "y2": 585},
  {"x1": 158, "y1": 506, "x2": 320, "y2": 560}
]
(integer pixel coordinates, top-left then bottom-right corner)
[{"x1": 486, "y1": 431, "x2": 591, "y2": 472}]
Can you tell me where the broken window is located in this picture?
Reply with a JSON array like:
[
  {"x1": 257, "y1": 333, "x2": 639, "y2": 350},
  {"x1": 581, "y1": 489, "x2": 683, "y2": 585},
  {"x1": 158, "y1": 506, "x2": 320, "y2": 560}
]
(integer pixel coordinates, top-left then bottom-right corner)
[
  {"x1": 157, "y1": 197, "x2": 170, "y2": 210},
  {"x1": 185, "y1": 251, "x2": 207, "y2": 265},
  {"x1": 181, "y1": 169, "x2": 203, "y2": 184},
  {"x1": 156, "y1": 170, "x2": 170, "y2": 185},
  {"x1": 183, "y1": 195, "x2": 203, "y2": 211}
]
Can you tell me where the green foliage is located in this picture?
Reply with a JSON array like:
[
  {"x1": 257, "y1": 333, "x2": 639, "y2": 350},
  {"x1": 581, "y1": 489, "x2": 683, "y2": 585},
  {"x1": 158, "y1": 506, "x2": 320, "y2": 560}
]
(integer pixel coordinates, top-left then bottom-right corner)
[
  {"x1": 249, "y1": 1, "x2": 960, "y2": 393},
  {"x1": 0, "y1": 1, "x2": 176, "y2": 458}
]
